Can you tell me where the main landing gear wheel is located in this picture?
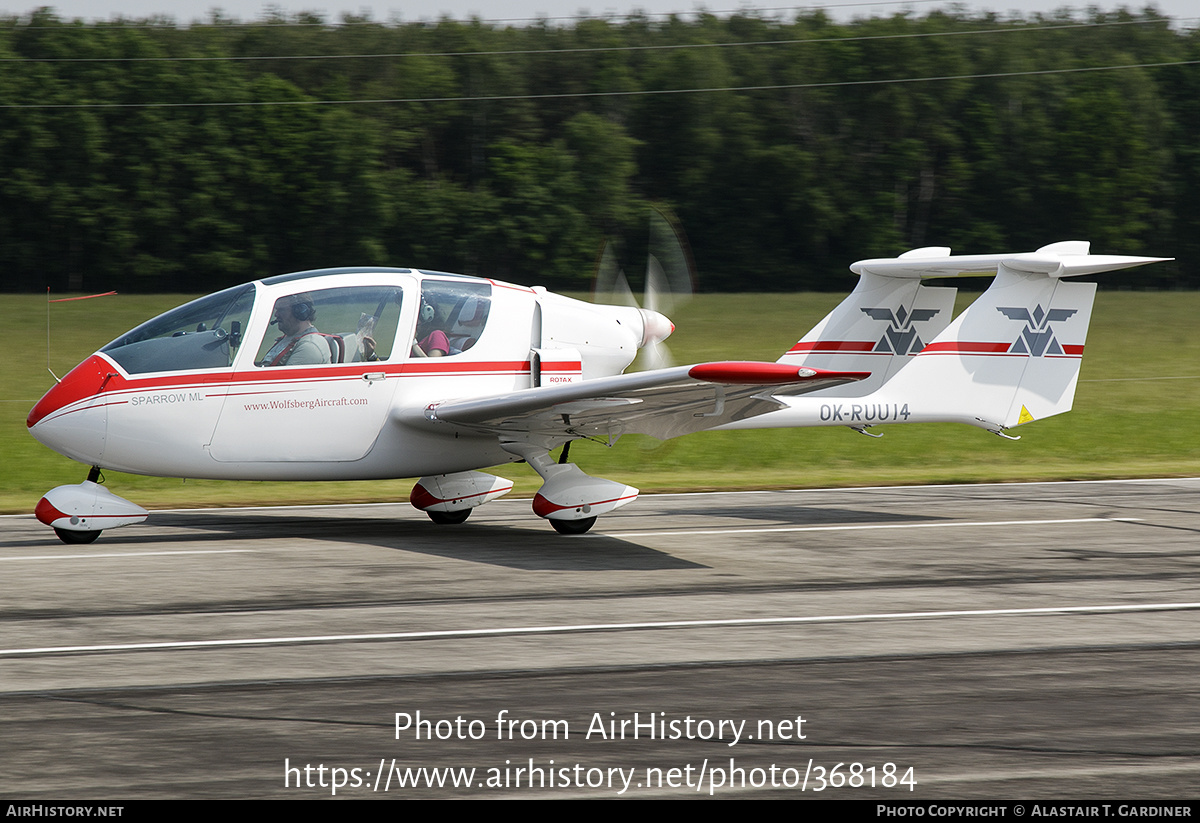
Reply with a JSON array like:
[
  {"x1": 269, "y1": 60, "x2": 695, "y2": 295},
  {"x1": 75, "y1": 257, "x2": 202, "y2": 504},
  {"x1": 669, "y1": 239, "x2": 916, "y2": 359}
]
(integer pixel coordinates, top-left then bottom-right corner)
[
  {"x1": 53, "y1": 527, "x2": 101, "y2": 545},
  {"x1": 550, "y1": 516, "x2": 597, "y2": 535},
  {"x1": 427, "y1": 509, "x2": 471, "y2": 525}
]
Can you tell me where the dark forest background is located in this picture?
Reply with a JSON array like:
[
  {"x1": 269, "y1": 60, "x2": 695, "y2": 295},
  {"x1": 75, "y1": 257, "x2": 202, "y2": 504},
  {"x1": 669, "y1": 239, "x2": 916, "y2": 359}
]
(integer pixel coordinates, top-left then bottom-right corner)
[{"x1": 1, "y1": 6, "x2": 1196, "y2": 293}]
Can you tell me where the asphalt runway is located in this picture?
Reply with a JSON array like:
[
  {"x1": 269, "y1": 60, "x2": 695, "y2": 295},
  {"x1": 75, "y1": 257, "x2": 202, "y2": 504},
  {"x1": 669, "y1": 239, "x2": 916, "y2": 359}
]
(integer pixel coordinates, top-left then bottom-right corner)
[{"x1": 2, "y1": 478, "x2": 1199, "y2": 799}]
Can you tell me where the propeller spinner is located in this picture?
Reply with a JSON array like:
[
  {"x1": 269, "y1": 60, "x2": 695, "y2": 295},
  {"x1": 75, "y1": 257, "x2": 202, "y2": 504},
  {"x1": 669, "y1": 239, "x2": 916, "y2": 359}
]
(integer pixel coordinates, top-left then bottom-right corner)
[{"x1": 593, "y1": 208, "x2": 694, "y2": 370}]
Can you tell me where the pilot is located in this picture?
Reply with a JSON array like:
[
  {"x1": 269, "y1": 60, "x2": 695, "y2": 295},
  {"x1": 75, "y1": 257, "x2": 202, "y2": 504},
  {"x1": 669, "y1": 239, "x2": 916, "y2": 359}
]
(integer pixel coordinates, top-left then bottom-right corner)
[{"x1": 261, "y1": 294, "x2": 331, "y2": 366}]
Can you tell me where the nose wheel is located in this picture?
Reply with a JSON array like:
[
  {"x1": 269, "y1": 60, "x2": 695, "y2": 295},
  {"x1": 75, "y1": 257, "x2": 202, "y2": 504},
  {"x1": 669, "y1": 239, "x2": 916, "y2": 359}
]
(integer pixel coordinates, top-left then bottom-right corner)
[
  {"x1": 36, "y1": 469, "x2": 148, "y2": 544},
  {"x1": 549, "y1": 516, "x2": 596, "y2": 535},
  {"x1": 427, "y1": 508, "x2": 471, "y2": 525},
  {"x1": 53, "y1": 527, "x2": 102, "y2": 544}
]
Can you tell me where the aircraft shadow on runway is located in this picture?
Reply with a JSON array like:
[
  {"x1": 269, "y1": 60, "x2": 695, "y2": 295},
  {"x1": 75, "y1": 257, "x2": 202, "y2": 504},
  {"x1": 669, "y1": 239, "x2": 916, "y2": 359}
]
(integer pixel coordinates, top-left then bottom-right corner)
[
  {"x1": 32, "y1": 511, "x2": 709, "y2": 571},
  {"x1": 634, "y1": 503, "x2": 943, "y2": 528},
  {"x1": 8, "y1": 501, "x2": 952, "y2": 571}
]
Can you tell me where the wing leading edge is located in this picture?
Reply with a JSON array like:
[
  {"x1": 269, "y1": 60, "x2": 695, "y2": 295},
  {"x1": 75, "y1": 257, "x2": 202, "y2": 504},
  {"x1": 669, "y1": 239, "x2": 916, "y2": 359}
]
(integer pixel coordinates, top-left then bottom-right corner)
[{"x1": 414, "y1": 361, "x2": 868, "y2": 441}]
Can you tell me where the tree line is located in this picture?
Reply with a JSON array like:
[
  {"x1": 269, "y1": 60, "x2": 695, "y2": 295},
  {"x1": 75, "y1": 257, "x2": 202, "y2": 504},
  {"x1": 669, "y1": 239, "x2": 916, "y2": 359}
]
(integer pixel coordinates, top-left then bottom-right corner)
[{"x1": 0, "y1": 6, "x2": 1195, "y2": 294}]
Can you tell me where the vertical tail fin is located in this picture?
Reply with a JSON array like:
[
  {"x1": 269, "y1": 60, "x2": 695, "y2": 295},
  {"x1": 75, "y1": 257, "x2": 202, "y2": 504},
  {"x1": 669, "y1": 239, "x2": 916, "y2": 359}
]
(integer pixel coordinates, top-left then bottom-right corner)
[
  {"x1": 892, "y1": 266, "x2": 1097, "y2": 432},
  {"x1": 779, "y1": 247, "x2": 958, "y2": 396}
]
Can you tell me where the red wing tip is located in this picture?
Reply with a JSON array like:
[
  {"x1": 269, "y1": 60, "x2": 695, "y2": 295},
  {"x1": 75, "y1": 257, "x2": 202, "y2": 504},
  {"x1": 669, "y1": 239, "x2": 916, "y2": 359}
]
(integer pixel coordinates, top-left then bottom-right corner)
[{"x1": 687, "y1": 362, "x2": 870, "y2": 385}]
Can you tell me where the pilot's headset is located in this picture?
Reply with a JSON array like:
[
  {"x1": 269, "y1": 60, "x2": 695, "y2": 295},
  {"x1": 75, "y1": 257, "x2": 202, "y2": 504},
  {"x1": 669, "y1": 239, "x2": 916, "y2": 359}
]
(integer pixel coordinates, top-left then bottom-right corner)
[
  {"x1": 419, "y1": 296, "x2": 436, "y2": 325},
  {"x1": 291, "y1": 294, "x2": 316, "y2": 322},
  {"x1": 273, "y1": 294, "x2": 315, "y2": 325}
]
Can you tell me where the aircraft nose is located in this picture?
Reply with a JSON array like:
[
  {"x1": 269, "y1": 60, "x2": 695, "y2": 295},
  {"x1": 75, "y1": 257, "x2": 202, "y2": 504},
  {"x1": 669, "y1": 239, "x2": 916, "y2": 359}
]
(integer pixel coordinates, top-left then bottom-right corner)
[
  {"x1": 27, "y1": 355, "x2": 114, "y2": 463},
  {"x1": 638, "y1": 309, "x2": 674, "y2": 347},
  {"x1": 27, "y1": 355, "x2": 114, "y2": 428}
]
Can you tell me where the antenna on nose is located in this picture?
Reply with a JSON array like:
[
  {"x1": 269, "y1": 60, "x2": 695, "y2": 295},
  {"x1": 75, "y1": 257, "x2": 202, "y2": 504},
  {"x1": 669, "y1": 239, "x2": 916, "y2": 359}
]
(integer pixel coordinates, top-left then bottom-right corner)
[
  {"x1": 46, "y1": 287, "x2": 59, "y2": 383},
  {"x1": 46, "y1": 289, "x2": 119, "y2": 383}
]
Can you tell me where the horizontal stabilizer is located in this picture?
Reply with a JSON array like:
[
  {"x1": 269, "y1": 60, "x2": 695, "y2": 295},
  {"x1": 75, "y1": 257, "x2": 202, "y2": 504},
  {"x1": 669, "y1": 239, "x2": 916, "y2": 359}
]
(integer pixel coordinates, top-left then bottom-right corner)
[{"x1": 851, "y1": 242, "x2": 1171, "y2": 280}]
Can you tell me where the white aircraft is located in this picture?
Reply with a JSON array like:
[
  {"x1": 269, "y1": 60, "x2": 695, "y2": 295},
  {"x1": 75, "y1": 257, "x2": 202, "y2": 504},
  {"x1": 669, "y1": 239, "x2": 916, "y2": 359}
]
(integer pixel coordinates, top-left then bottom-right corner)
[{"x1": 28, "y1": 241, "x2": 1168, "y2": 543}]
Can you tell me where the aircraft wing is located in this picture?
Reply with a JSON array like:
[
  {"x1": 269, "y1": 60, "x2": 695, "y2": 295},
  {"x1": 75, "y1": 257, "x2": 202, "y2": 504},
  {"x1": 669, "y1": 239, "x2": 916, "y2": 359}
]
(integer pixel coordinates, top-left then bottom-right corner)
[{"x1": 416, "y1": 361, "x2": 868, "y2": 441}]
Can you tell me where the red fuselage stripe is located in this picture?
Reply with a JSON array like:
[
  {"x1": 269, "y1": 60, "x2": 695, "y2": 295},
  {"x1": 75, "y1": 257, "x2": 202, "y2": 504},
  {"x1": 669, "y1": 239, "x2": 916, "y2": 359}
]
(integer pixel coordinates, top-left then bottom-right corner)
[
  {"x1": 920, "y1": 342, "x2": 1084, "y2": 356},
  {"x1": 787, "y1": 341, "x2": 877, "y2": 353}
]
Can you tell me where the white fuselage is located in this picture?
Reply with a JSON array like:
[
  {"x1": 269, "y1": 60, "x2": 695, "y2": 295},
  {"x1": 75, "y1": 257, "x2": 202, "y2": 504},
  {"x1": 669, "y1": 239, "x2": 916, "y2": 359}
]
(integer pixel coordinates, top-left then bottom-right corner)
[{"x1": 28, "y1": 269, "x2": 657, "y2": 481}]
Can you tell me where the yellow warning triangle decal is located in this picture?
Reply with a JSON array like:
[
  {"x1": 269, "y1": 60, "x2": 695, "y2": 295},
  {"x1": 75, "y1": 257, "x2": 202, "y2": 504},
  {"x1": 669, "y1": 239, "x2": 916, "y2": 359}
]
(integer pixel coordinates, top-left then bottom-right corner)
[{"x1": 1017, "y1": 405, "x2": 1035, "y2": 425}]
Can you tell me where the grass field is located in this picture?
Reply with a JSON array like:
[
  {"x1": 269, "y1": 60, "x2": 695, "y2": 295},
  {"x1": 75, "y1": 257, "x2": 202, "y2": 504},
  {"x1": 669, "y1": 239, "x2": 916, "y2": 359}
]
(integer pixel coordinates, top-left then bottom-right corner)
[{"x1": 3, "y1": 289, "x2": 1198, "y2": 514}]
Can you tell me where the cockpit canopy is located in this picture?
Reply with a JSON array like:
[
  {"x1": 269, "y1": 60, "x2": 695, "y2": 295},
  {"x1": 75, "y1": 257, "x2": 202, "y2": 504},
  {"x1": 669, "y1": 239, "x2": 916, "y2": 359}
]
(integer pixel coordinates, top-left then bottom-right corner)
[
  {"x1": 101, "y1": 284, "x2": 255, "y2": 374},
  {"x1": 98, "y1": 274, "x2": 495, "y2": 375}
]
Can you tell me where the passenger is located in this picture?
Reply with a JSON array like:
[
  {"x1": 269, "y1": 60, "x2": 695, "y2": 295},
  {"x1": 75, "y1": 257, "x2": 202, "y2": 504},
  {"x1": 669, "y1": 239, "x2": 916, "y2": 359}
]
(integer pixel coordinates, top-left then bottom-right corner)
[
  {"x1": 261, "y1": 294, "x2": 331, "y2": 366},
  {"x1": 414, "y1": 328, "x2": 449, "y2": 357},
  {"x1": 411, "y1": 298, "x2": 449, "y2": 358}
]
